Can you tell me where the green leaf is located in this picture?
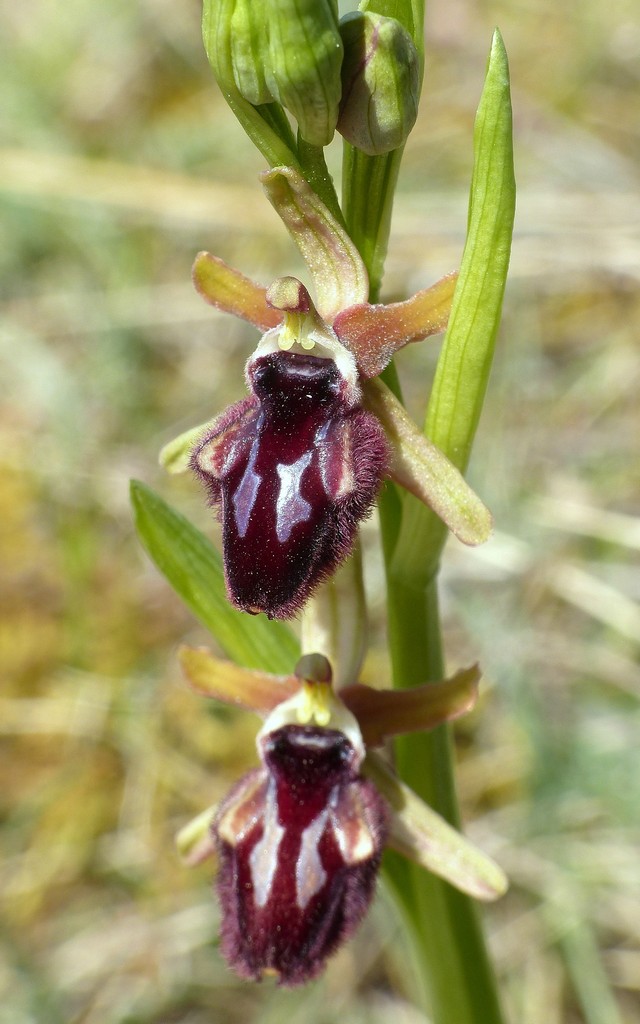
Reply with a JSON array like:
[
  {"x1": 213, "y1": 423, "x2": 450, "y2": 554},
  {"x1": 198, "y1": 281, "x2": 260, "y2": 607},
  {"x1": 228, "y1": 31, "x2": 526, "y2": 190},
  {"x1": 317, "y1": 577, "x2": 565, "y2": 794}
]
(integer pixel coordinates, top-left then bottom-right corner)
[
  {"x1": 392, "y1": 29, "x2": 515, "y2": 583},
  {"x1": 130, "y1": 480, "x2": 299, "y2": 673},
  {"x1": 427, "y1": 29, "x2": 515, "y2": 471}
]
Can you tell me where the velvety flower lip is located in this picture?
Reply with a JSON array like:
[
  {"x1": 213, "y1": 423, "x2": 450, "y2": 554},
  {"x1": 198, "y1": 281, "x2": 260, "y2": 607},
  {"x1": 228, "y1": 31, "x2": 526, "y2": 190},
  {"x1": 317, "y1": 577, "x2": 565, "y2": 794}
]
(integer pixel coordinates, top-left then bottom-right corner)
[
  {"x1": 190, "y1": 279, "x2": 389, "y2": 619},
  {"x1": 162, "y1": 167, "x2": 493, "y2": 618},
  {"x1": 176, "y1": 650, "x2": 507, "y2": 985},
  {"x1": 215, "y1": 720, "x2": 389, "y2": 985}
]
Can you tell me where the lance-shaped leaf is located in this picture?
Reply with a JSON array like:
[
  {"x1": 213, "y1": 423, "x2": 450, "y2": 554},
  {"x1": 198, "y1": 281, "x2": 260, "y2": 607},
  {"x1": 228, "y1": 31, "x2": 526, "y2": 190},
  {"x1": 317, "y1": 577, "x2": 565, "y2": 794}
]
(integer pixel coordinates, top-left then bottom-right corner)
[
  {"x1": 333, "y1": 272, "x2": 457, "y2": 378},
  {"x1": 192, "y1": 252, "x2": 282, "y2": 330},
  {"x1": 130, "y1": 481, "x2": 299, "y2": 672},
  {"x1": 426, "y1": 29, "x2": 515, "y2": 472},
  {"x1": 260, "y1": 166, "x2": 369, "y2": 321},
  {"x1": 342, "y1": 664, "x2": 480, "y2": 747},
  {"x1": 393, "y1": 30, "x2": 515, "y2": 582},
  {"x1": 179, "y1": 644, "x2": 298, "y2": 712},
  {"x1": 364, "y1": 379, "x2": 493, "y2": 546},
  {"x1": 364, "y1": 753, "x2": 508, "y2": 901}
]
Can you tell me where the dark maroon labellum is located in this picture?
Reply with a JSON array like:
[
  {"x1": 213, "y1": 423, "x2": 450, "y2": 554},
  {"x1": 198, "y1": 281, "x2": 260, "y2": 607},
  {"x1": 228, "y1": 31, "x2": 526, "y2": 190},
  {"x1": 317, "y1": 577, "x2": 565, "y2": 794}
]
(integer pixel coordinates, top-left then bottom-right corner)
[
  {"x1": 191, "y1": 350, "x2": 388, "y2": 618},
  {"x1": 214, "y1": 724, "x2": 388, "y2": 986}
]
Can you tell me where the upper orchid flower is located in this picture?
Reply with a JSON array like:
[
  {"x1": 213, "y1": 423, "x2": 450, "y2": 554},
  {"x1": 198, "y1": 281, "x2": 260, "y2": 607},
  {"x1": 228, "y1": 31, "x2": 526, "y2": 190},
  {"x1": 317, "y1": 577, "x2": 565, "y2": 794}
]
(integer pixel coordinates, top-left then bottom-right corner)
[
  {"x1": 176, "y1": 646, "x2": 507, "y2": 986},
  {"x1": 162, "y1": 167, "x2": 493, "y2": 619}
]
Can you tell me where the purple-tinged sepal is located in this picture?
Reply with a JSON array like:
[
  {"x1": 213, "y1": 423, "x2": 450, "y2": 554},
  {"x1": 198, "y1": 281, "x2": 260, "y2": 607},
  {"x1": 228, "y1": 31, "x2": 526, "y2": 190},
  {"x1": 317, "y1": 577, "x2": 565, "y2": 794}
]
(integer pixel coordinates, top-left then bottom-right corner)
[
  {"x1": 260, "y1": 167, "x2": 369, "y2": 321},
  {"x1": 333, "y1": 272, "x2": 458, "y2": 379},
  {"x1": 365, "y1": 753, "x2": 508, "y2": 901},
  {"x1": 363, "y1": 378, "x2": 493, "y2": 546}
]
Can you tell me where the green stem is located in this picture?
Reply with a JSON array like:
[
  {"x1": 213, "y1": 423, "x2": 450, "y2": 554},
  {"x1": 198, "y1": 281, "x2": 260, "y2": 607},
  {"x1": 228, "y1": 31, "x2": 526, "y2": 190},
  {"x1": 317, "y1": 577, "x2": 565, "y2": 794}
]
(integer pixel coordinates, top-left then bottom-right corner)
[
  {"x1": 378, "y1": 520, "x2": 506, "y2": 1022},
  {"x1": 256, "y1": 101, "x2": 298, "y2": 153},
  {"x1": 379, "y1": 363, "x2": 505, "y2": 1024},
  {"x1": 342, "y1": 146, "x2": 404, "y2": 302},
  {"x1": 297, "y1": 136, "x2": 345, "y2": 228},
  {"x1": 346, "y1": 16, "x2": 512, "y2": 1024}
]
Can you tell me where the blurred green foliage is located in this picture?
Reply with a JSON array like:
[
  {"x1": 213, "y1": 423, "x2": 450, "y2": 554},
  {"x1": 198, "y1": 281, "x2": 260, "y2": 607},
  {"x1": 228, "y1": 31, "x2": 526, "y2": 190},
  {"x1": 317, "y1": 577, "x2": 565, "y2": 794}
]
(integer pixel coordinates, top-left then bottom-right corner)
[{"x1": 1, "y1": 0, "x2": 639, "y2": 1021}]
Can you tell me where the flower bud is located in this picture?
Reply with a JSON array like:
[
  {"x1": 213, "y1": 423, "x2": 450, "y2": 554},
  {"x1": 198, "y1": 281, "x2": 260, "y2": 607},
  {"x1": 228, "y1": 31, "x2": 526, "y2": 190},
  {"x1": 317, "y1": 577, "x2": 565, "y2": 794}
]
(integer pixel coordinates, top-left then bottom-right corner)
[
  {"x1": 209, "y1": 0, "x2": 343, "y2": 146},
  {"x1": 264, "y1": 0, "x2": 343, "y2": 146},
  {"x1": 337, "y1": 12, "x2": 420, "y2": 155},
  {"x1": 228, "y1": 0, "x2": 271, "y2": 105}
]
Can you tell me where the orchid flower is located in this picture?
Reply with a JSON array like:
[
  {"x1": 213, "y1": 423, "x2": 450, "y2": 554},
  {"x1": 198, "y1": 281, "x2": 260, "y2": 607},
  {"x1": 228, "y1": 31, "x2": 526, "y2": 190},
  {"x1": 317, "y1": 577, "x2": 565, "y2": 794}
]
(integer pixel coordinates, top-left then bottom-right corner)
[
  {"x1": 176, "y1": 647, "x2": 507, "y2": 986},
  {"x1": 161, "y1": 166, "x2": 492, "y2": 620}
]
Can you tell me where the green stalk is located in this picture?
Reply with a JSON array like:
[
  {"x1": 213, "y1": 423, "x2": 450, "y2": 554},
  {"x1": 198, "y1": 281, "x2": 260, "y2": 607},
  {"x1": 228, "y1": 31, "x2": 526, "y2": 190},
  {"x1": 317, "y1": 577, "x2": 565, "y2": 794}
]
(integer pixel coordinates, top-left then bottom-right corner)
[
  {"x1": 342, "y1": 0, "x2": 424, "y2": 303},
  {"x1": 379, "y1": 523, "x2": 507, "y2": 1023},
  {"x1": 342, "y1": 146, "x2": 404, "y2": 302},
  {"x1": 297, "y1": 136, "x2": 345, "y2": 227},
  {"x1": 347, "y1": 27, "x2": 514, "y2": 1024}
]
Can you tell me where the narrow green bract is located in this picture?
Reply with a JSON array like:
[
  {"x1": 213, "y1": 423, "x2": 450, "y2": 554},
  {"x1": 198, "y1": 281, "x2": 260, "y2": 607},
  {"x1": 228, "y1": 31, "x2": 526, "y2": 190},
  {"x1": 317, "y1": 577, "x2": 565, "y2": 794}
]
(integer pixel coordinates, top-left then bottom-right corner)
[{"x1": 391, "y1": 29, "x2": 515, "y2": 585}]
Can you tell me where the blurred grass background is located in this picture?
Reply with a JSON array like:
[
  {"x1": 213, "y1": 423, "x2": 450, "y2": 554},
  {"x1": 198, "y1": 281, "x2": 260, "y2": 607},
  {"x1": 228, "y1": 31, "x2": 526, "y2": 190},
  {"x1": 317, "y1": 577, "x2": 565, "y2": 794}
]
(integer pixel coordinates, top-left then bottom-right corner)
[{"x1": 1, "y1": 0, "x2": 639, "y2": 1021}]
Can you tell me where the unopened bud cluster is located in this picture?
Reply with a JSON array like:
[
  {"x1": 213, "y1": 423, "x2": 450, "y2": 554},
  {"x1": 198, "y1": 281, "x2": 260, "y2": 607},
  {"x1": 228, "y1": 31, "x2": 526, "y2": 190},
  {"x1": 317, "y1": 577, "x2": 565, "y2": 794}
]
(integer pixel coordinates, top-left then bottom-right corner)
[{"x1": 207, "y1": 0, "x2": 420, "y2": 154}]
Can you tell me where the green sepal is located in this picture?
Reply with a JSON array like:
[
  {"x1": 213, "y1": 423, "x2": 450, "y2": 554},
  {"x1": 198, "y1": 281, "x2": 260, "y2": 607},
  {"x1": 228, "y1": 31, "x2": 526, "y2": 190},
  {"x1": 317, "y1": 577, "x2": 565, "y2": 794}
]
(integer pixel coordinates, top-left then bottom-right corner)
[
  {"x1": 365, "y1": 753, "x2": 508, "y2": 901},
  {"x1": 264, "y1": 0, "x2": 343, "y2": 147},
  {"x1": 229, "y1": 0, "x2": 271, "y2": 105},
  {"x1": 159, "y1": 422, "x2": 212, "y2": 475}
]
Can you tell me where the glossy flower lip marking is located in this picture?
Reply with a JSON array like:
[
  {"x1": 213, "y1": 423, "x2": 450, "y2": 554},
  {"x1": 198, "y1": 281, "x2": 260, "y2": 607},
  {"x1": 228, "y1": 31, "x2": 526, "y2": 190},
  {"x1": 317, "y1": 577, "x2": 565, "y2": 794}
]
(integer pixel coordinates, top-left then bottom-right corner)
[
  {"x1": 213, "y1": 669, "x2": 388, "y2": 986},
  {"x1": 176, "y1": 651, "x2": 507, "y2": 985},
  {"x1": 166, "y1": 166, "x2": 493, "y2": 616},
  {"x1": 191, "y1": 281, "x2": 389, "y2": 619}
]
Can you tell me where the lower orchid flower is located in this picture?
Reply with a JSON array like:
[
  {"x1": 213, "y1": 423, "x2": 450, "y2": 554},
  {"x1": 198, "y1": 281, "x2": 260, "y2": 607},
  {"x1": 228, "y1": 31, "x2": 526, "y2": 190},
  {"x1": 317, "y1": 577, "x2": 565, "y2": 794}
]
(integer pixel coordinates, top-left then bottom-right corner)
[
  {"x1": 176, "y1": 649, "x2": 507, "y2": 986},
  {"x1": 161, "y1": 166, "x2": 493, "y2": 620}
]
